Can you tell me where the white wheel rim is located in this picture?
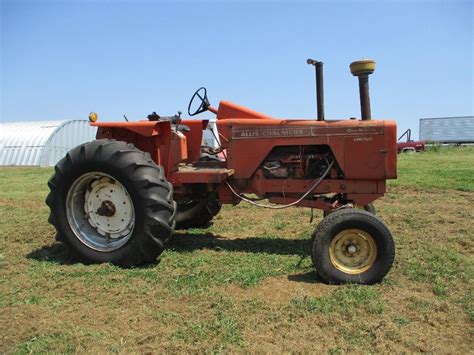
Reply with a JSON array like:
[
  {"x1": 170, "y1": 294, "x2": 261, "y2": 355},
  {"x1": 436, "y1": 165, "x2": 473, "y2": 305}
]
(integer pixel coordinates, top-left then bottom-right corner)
[{"x1": 66, "y1": 172, "x2": 135, "y2": 252}]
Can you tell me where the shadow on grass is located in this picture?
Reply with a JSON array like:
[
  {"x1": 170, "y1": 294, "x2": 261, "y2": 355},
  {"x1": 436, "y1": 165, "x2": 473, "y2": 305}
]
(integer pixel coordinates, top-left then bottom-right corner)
[
  {"x1": 26, "y1": 243, "x2": 161, "y2": 268},
  {"x1": 288, "y1": 270, "x2": 324, "y2": 284},
  {"x1": 27, "y1": 232, "x2": 312, "y2": 269},
  {"x1": 26, "y1": 243, "x2": 75, "y2": 265},
  {"x1": 169, "y1": 232, "x2": 311, "y2": 256}
]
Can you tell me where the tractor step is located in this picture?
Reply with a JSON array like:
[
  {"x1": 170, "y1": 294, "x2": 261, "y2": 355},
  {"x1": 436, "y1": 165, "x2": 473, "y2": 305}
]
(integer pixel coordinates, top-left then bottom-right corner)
[{"x1": 171, "y1": 165, "x2": 234, "y2": 184}]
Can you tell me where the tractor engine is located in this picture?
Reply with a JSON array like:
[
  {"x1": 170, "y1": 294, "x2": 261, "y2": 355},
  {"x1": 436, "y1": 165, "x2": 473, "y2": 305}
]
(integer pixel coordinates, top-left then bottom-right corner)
[{"x1": 261, "y1": 146, "x2": 334, "y2": 180}]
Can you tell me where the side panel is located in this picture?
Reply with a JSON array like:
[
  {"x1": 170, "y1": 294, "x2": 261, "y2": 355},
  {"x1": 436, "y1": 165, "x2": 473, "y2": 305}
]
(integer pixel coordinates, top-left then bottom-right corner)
[
  {"x1": 384, "y1": 121, "x2": 397, "y2": 178},
  {"x1": 217, "y1": 119, "x2": 396, "y2": 180},
  {"x1": 343, "y1": 134, "x2": 385, "y2": 179},
  {"x1": 343, "y1": 121, "x2": 397, "y2": 179}
]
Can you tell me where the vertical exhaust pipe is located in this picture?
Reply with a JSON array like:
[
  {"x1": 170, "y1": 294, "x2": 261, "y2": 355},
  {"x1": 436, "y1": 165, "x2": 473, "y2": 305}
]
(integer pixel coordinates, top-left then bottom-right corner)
[
  {"x1": 350, "y1": 59, "x2": 376, "y2": 120},
  {"x1": 307, "y1": 59, "x2": 325, "y2": 121}
]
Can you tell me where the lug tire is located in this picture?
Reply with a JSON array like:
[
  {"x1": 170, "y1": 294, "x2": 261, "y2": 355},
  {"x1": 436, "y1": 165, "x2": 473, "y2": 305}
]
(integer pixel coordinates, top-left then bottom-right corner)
[
  {"x1": 311, "y1": 208, "x2": 395, "y2": 284},
  {"x1": 46, "y1": 139, "x2": 176, "y2": 266},
  {"x1": 323, "y1": 203, "x2": 376, "y2": 217},
  {"x1": 175, "y1": 195, "x2": 221, "y2": 230}
]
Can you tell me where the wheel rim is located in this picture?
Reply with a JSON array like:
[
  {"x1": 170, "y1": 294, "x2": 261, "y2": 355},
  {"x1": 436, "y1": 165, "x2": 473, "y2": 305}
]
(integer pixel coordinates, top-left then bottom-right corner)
[
  {"x1": 66, "y1": 172, "x2": 135, "y2": 252},
  {"x1": 329, "y1": 229, "x2": 377, "y2": 274}
]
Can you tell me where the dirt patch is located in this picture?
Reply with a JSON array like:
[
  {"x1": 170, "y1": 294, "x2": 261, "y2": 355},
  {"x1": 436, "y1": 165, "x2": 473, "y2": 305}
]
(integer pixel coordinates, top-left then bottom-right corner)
[
  {"x1": 0, "y1": 198, "x2": 46, "y2": 210},
  {"x1": 224, "y1": 274, "x2": 333, "y2": 304}
]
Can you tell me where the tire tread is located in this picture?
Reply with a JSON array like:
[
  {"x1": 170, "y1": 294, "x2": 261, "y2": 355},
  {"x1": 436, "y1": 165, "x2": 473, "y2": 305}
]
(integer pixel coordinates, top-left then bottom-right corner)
[{"x1": 46, "y1": 139, "x2": 176, "y2": 266}]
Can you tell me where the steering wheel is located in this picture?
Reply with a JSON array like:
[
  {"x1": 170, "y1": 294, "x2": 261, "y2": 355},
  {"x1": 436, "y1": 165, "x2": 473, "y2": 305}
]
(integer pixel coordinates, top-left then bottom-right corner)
[{"x1": 188, "y1": 87, "x2": 210, "y2": 116}]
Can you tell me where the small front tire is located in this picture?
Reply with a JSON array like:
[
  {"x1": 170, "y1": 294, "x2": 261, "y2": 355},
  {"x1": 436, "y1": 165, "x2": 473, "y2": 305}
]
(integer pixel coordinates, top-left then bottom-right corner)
[
  {"x1": 323, "y1": 203, "x2": 376, "y2": 217},
  {"x1": 311, "y1": 209, "x2": 395, "y2": 284}
]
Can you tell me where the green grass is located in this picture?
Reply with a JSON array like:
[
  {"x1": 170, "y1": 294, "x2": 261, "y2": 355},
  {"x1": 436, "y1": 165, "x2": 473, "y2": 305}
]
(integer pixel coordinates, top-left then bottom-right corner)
[
  {"x1": 14, "y1": 333, "x2": 76, "y2": 354},
  {"x1": 169, "y1": 294, "x2": 244, "y2": 350},
  {"x1": 1, "y1": 147, "x2": 473, "y2": 352},
  {"x1": 404, "y1": 247, "x2": 471, "y2": 297},
  {"x1": 289, "y1": 286, "x2": 385, "y2": 318},
  {"x1": 390, "y1": 146, "x2": 474, "y2": 191},
  {"x1": 0, "y1": 167, "x2": 53, "y2": 201}
]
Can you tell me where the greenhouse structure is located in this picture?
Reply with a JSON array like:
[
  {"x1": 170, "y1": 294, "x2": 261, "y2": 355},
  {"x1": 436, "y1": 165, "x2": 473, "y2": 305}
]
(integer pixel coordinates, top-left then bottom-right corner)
[{"x1": 0, "y1": 120, "x2": 97, "y2": 166}]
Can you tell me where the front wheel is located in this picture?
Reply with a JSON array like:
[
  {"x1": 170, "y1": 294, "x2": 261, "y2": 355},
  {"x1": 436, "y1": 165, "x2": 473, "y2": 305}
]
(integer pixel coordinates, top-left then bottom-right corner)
[
  {"x1": 46, "y1": 139, "x2": 176, "y2": 266},
  {"x1": 311, "y1": 209, "x2": 395, "y2": 284},
  {"x1": 323, "y1": 203, "x2": 375, "y2": 217}
]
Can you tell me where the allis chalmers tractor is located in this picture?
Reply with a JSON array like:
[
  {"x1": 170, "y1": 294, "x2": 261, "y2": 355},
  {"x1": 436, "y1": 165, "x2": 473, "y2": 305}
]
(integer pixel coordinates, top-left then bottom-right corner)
[{"x1": 46, "y1": 59, "x2": 397, "y2": 284}]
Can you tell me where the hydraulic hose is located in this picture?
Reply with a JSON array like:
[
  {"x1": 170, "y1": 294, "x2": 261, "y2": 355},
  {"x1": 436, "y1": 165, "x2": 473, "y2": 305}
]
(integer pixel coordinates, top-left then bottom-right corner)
[{"x1": 225, "y1": 160, "x2": 335, "y2": 209}]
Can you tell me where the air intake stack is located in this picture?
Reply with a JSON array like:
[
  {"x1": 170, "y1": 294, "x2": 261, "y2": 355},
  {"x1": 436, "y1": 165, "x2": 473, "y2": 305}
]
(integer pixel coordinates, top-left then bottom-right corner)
[{"x1": 350, "y1": 59, "x2": 376, "y2": 120}]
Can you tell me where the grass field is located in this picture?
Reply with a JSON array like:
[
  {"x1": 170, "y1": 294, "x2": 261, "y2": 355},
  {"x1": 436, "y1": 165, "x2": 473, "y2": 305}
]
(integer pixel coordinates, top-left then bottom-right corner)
[{"x1": 1, "y1": 147, "x2": 473, "y2": 353}]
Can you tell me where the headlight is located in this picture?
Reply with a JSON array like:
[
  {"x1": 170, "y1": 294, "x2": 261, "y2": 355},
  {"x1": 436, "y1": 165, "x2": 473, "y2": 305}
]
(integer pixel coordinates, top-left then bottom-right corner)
[{"x1": 88, "y1": 112, "x2": 98, "y2": 122}]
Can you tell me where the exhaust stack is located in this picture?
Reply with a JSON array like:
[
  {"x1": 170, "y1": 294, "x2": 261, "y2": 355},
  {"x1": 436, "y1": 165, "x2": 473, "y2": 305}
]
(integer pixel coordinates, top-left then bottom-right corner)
[
  {"x1": 307, "y1": 59, "x2": 325, "y2": 121},
  {"x1": 350, "y1": 59, "x2": 376, "y2": 120}
]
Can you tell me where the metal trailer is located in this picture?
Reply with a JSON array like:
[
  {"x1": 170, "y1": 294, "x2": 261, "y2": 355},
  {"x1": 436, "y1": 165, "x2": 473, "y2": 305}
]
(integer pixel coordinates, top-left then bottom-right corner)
[{"x1": 419, "y1": 116, "x2": 474, "y2": 144}]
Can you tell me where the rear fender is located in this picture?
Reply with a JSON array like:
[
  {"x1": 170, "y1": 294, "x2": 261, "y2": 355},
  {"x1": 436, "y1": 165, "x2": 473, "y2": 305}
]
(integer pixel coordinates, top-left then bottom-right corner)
[{"x1": 91, "y1": 121, "x2": 187, "y2": 176}]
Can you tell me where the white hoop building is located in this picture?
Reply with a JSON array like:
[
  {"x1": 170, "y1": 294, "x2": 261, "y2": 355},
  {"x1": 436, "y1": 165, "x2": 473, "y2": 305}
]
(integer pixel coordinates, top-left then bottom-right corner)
[{"x1": 0, "y1": 120, "x2": 97, "y2": 166}]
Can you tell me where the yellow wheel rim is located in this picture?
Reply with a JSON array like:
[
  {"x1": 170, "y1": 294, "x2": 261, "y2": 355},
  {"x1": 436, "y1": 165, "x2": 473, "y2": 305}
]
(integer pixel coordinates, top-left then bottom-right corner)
[{"x1": 329, "y1": 229, "x2": 377, "y2": 274}]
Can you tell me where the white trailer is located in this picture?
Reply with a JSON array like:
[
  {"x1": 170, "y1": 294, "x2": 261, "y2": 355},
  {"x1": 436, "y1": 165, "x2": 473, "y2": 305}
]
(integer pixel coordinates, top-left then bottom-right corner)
[{"x1": 419, "y1": 116, "x2": 474, "y2": 143}]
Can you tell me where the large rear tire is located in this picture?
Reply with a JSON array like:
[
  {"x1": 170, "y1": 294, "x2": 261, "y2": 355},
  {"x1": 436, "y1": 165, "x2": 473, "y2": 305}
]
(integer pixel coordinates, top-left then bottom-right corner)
[
  {"x1": 311, "y1": 209, "x2": 395, "y2": 284},
  {"x1": 46, "y1": 139, "x2": 176, "y2": 266}
]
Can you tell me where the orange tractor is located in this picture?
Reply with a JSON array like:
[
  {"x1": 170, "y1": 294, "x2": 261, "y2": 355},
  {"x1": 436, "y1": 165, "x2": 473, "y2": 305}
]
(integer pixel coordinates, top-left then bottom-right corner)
[{"x1": 46, "y1": 59, "x2": 397, "y2": 284}]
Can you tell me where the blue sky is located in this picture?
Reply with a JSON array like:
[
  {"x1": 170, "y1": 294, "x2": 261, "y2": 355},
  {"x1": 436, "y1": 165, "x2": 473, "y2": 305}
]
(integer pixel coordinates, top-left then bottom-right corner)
[{"x1": 1, "y1": 0, "x2": 472, "y2": 138}]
